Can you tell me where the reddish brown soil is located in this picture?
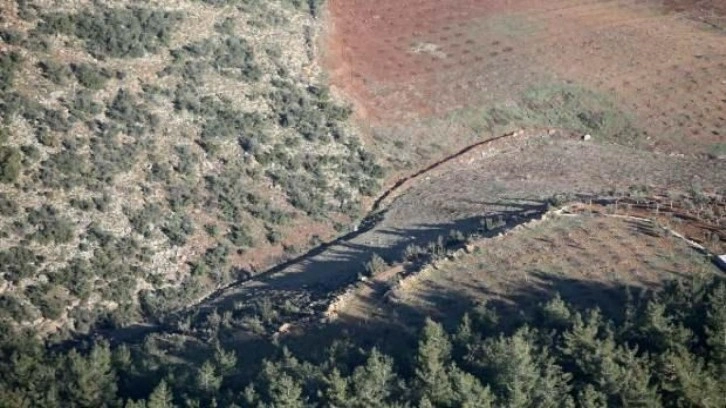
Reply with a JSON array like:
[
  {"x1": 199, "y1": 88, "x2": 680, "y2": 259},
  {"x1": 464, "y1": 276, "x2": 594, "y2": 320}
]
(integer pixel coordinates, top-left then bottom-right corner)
[{"x1": 324, "y1": 0, "x2": 726, "y2": 153}]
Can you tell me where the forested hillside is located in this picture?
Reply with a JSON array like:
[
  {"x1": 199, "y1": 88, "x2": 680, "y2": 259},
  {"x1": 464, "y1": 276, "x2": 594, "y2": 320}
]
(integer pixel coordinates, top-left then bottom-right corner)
[
  {"x1": 0, "y1": 273, "x2": 724, "y2": 406},
  {"x1": 0, "y1": 0, "x2": 381, "y2": 338}
]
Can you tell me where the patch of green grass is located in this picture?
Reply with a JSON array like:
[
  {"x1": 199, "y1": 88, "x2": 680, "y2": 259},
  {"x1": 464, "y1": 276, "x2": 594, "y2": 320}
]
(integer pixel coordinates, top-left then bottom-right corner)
[
  {"x1": 478, "y1": 13, "x2": 542, "y2": 39},
  {"x1": 457, "y1": 82, "x2": 642, "y2": 143},
  {"x1": 708, "y1": 143, "x2": 726, "y2": 158}
]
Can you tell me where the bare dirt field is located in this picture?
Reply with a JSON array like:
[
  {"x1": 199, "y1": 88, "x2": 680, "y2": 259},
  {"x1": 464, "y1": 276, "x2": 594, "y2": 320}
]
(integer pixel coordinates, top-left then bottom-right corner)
[{"x1": 325, "y1": 0, "x2": 726, "y2": 157}]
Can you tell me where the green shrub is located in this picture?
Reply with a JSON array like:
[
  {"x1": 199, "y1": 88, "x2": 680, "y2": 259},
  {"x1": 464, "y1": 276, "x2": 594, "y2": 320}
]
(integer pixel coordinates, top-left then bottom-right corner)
[
  {"x1": 196, "y1": 244, "x2": 230, "y2": 278},
  {"x1": 214, "y1": 17, "x2": 236, "y2": 35},
  {"x1": 71, "y1": 63, "x2": 111, "y2": 90},
  {"x1": 167, "y1": 35, "x2": 261, "y2": 82},
  {"x1": 66, "y1": 90, "x2": 102, "y2": 120},
  {"x1": 25, "y1": 283, "x2": 67, "y2": 320},
  {"x1": 106, "y1": 88, "x2": 156, "y2": 136},
  {"x1": 39, "y1": 7, "x2": 183, "y2": 58},
  {"x1": 0, "y1": 145, "x2": 22, "y2": 183},
  {"x1": 0, "y1": 29, "x2": 24, "y2": 45},
  {"x1": 364, "y1": 253, "x2": 388, "y2": 277},
  {"x1": 226, "y1": 224, "x2": 253, "y2": 248},
  {"x1": 26, "y1": 205, "x2": 75, "y2": 244},
  {"x1": 0, "y1": 92, "x2": 70, "y2": 133},
  {"x1": 0, "y1": 193, "x2": 18, "y2": 216},
  {"x1": 0, "y1": 294, "x2": 34, "y2": 322},
  {"x1": 0, "y1": 247, "x2": 40, "y2": 283},
  {"x1": 37, "y1": 60, "x2": 73, "y2": 85},
  {"x1": 51, "y1": 258, "x2": 93, "y2": 299},
  {"x1": 265, "y1": 228, "x2": 282, "y2": 244},
  {"x1": 161, "y1": 214, "x2": 195, "y2": 246},
  {"x1": 212, "y1": 36, "x2": 261, "y2": 80},
  {"x1": 89, "y1": 133, "x2": 140, "y2": 185},
  {"x1": 0, "y1": 51, "x2": 23, "y2": 91},
  {"x1": 38, "y1": 150, "x2": 88, "y2": 189},
  {"x1": 128, "y1": 203, "x2": 162, "y2": 237}
]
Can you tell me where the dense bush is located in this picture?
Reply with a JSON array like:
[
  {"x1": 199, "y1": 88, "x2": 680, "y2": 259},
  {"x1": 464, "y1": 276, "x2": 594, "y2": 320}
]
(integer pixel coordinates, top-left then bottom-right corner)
[
  {"x1": 0, "y1": 192, "x2": 18, "y2": 216},
  {"x1": 161, "y1": 214, "x2": 195, "y2": 246},
  {"x1": 269, "y1": 80, "x2": 352, "y2": 142},
  {"x1": 0, "y1": 0, "x2": 382, "y2": 340},
  {"x1": 37, "y1": 60, "x2": 72, "y2": 85},
  {"x1": 38, "y1": 150, "x2": 88, "y2": 189},
  {"x1": 226, "y1": 224, "x2": 253, "y2": 248},
  {"x1": 39, "y1": 7, "x2": 183, "y2": 58},
  {"x1": 26, "y1": 205, "x2": 75, "y2": 244},
  {"x1": 0, "y1": 247, "x2": 40, "y2": 283},
  {"x1": 71, "y1": 63, "x2": 111, "y2": 90},
  {"x1": 0, "y1": 51, "x2": 23, "y2": 91},
  {"x1": 0, "y1": 294, "x2": 34, "y2": 322},
  {"x1": 0, "y1": 92, "x2": 70, "y2": 133},
  {"x1": 106, "y1": 89, "x2": 157, "y2": 136},
  {"x1": 25, "y1": 283, "x2": 67, "y2": 320},
  {"x1": 66, "y1": 90, "x2": 102, "y2": 120},
  {"x1": 0, "y1": 145, "x2": 22, "y2": 183}
]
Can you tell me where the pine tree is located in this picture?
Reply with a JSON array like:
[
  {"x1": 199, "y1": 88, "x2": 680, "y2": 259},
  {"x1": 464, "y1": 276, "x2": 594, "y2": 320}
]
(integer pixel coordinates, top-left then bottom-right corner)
[
  {"x1": 562, "y1": 311, "x2": 659, "y2": 406},
  {"x1": 639, "y1": 300, "x2": 693, "y2": 352},
  {"x1": 480, "y1": 328, "x2": 571, "y2": 407},
  {"x1": 324, "y1": 368, "x2": 351, "y2": 407},
  {"x1": 350, "y1": 348, "x2": 396, "y2": 407},
  {"x1": 541, "y1": 294, "x2": 573, "y2": 330},
  {"x1": 705, "y1": 282, "x2": 726, "y2": 372},
  {"x1": 267, "y1": 372, "x2": 304, "y2": 408},
  {"x1": 197, "y1": 360, "x2": 221, "y2": 393},
  {"x1": 448, "y1": 365, "x2": 494, "y2": 408},
  {"x1": 415, "y1": 319, "x2": 453, "y2": 405},
  {"x1": 454, "y1": 313, "x2": 474, "y2": 346},
  {"x1": 147, "y1": 380, "x2": 174, "y2": 408},
  {"x1": 577, "y1": 385, "x2": 607, "y2": 408},
  {"x1": 62, "y1": 341, "x2": 118, "y2": 407},
  {"x1": 214, "y1": 346, "x2": 237, "y2": 376},
  {"x1": 658, "y1": 347, "x2": 722, "y2": 407}
]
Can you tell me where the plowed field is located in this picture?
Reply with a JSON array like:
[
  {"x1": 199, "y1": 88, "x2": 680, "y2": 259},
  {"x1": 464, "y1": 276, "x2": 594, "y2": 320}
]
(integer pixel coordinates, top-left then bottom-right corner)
[{"x1": 325, "y1": 0, "x2": 726, "y2": 155}]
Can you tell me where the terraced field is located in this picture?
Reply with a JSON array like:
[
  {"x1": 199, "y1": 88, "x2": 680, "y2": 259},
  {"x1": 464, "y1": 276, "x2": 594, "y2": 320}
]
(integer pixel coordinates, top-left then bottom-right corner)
[{"x1": 336, "y1": 205, "x2": 723, "y2": 329}]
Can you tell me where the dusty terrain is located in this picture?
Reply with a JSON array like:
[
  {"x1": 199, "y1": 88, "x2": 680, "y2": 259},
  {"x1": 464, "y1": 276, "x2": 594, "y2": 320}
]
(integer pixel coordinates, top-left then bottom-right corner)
[{"x1": 325, "y1": 0, "x2": 726, "y2": 158}]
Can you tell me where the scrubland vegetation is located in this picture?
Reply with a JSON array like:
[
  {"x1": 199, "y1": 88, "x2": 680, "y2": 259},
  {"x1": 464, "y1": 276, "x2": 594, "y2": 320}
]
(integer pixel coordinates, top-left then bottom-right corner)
[{"x1": 0, "y1": 0, "x2": 382, "y2": 337}]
